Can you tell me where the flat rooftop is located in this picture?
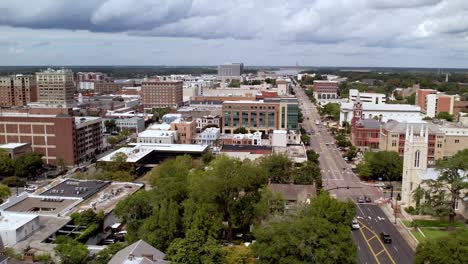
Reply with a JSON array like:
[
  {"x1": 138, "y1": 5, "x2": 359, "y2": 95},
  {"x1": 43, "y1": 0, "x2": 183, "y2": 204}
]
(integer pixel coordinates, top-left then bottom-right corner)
[
  {"x1": 99, "y1": 143, "x2": 208, "y2": 162},
  {"x1": 5, "y1": 197, "x2": 78, "y2": 215},
  {"x1": 340, "y1": 102, "x2": 421, "y2": 112},
  {"x1": 0, "y1": 143, "x2": 29, "y2": 149},
  {"x1": 40, "y1": 179, "x2": 110, "y2": 199},
  {"x1": 0, "y1": 211, "x2": 38, "y2": 231},
  {"x1": 138, "y1": 130, "x2": 176, "y2": 138}
]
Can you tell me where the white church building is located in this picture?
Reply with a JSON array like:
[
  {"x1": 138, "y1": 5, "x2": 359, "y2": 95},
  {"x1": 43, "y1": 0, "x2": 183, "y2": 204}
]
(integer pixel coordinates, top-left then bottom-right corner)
[
  {"x1": 340, "y1": 102, "x2": 422, "y2": 125},
  {"x1": 400, "y1": 124, "x2": 468, "y2": 218}
]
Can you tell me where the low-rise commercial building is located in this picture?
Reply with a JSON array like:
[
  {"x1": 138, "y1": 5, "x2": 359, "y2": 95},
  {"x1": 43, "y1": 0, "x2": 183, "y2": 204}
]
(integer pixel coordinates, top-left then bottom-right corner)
[
  {"x1": 222, "y1": 98, "x2": 299, "y2": 134},
  {"x1": 351, "y1": 119, "x2": 381, "y2": 150},
  {"x1": 137, "y1": 130, "x2": 178, "y2": 144},
  {"x1": 0, "y1": 212, "x2": 40, "y2": 247},
  {"x1": 114, "y1": 117, "x2": 145, "y2": 133},
  {"x1": 219, "y1": 132, "x2": 263, "y2": 146},
  {"x1": 0, "y1": 143, "x2": 32, "y2": 159},
  {"x1": 0, "y1": 113, "x2": 102, "y2": 165},
  {"x1": 349, "y1": 89, "x2": 386, "y2": 104},
  {"x1": 170, "y1": 119, "x2": 196, "y2": 144},
  {"x1": 195, "y1": 127, "x2": 220, "y2": 146},
  {"x1": 196, "y1": 115, "x2": 221, "y2": 131}
]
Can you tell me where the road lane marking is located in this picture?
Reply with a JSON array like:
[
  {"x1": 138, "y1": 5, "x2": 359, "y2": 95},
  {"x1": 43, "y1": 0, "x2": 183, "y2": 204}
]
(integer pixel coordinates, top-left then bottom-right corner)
[
  {"x1": 367, "y1": 236, "x2": 376, "y2": 242},
  {"x1": 359, "y1": 224, "x2": 381, "y2": 264},
  {"x1": 358, "y1": 220, "x2": 397, "y2": 264},
  {"x1": 375, "y1": 250, "x2": 385, "y2": 256}
]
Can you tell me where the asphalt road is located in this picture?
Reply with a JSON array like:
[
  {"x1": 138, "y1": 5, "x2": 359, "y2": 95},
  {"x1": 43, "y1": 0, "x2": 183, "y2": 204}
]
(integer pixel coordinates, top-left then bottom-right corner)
[
  {"x1": 292, "y1": 82, "x2": 414, "y2": 264},
  {"x1": 354, "y1": 204, "x2": 415, "y2": 264}
]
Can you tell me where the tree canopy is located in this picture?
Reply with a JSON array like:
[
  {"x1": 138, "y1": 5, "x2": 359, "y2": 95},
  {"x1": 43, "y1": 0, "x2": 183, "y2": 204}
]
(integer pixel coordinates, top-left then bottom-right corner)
[
  {"x1": 252, "y1": 192, "x2": 357, "y2": 264},
  {"x1": 0, "y1": 184, "x2": 10, "y2": 203},
  {"x1": 258, "y1": 153, "x2": 293, "y2": 184},
  {"x1": 423, "y1": 149, "x2": 468, "y2": 225},
  {"x1": 54, "y1": 236, "x2": 89, "y2": 264},
  {"x1": 14, "y1": 153, "x2": 43, "y2": 178},
  {"x1": 320, "y1": 103, "x2": 340, "y2": 121},
  {"x1": 357, "y1": 151, "x2": 403, "y2": 181},
  {"x1": 415, "y1": 229, "x2": 468, "y2": 264}
]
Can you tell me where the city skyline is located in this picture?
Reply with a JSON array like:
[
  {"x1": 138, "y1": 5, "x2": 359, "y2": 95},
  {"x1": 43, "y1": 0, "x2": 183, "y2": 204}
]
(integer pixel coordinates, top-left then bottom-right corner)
[{"x1": 0, "y1": 0, "x2": 467, "y2": 67}]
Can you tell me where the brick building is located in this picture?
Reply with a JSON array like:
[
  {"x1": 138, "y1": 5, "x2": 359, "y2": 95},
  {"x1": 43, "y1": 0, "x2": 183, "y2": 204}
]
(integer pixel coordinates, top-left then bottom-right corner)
[
  {"x1": 416, "y1": 89, "x2": 436, "y2": 113},
  {"x1": 94, "y1": 81, "x2": 134, "y2": 94},
  {"x1": 0, "y1": 113, "x2": 102, "y2": 165},
  {"x1": 350, "y1": 95, "x2": 381, "y2": 150},
  {"x1": 312, "y1": 80, "x2": 339, "y2": 100},
  {"x1": 0, "y1": 75, "x2": 37, "y2": 107},
  {"x1": 170, "y1": 119, "x2": 196, "y2": 144},
  {"x1": 142, "y1": 80, "x2": 183, "y2": 109}
]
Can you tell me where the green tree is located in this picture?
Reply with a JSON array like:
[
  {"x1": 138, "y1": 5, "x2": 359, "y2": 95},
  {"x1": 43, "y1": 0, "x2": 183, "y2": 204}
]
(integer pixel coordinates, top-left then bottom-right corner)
[
  {"x1": 1, "y1": 176, "x2": 25, "y2": 187},
  {"x1": 104, "y1": 119, "x2": 117, "y2": 133},
  {"x1": 92, "y1": 242, "x2": 127, "y2": 264},
  {"x1": 301, "y1": 134, "x2": 310, "y2": 145},
  {"x1": 415, "y1": 229, "x2": 468, "y2": 264},
  {"x1": 423, "y1": 149, "x2": 468, "y2": 226},
  {"x1": 233, "y1": 127, "x2": 248, "y2": 134},
  {"x1": 306, "y1": 150, "x2": 320, "y2": 164},
  {"x1": 228, "y1": 79, "x2": 241, "y2": 87},
  {"x1": 321, "y1": 103, "x2": 340, "y2": 121},
  {"x1": 258, "y1": 153, "x2": 293, "y2": 184},
  {"x1": 357, "y1": 151, "x2": 403, "y2": 181},
  {"x1": 106, "y1": 136, "x2": 120, "y2": 146},
  {"x1": 54, "y1": 236, "x2": 89, "y2": 264},
  {"x1": 114, "y1": 190, "x2": 154, "y2": 242},
  {"x1": 0, "y1": 149, "x2": 14, "y2": 176},
  {"x1": 345, "y1": 145, "x2": 358, "y2": 161},
  {"x1": 14, "y1": 153, "x2": 43, "y2": 178},
  {"x1": 223, "y1": 245, "x2": 255, "y2": 264},
  {"x1": 252, "y1": 192, "x2": 357, "y2": 264},
  {"x1": 406, "y1": 93, "x2": 416, "y2": 105},
  {"x1": 0, "y1": 183, "x2": 10, "y2": 203},
  {"x1": 196, "y1": 156, "x2": 267, "y2": 241},
  {"x1": 293, "y1": 161, "x2": 322, "y2": 190},
  {"x1": 166, "y1": 228, "x2": 223, "y2": 264},
  {"x1": 437, "y1": 111, "x2": 454, "y2": 122}
]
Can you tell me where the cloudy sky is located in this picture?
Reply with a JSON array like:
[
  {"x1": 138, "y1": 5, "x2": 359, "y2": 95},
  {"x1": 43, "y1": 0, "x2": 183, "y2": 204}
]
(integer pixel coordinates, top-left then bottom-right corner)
[{"x1": 0, "y1": 0, "x2": 467, "y2": 67}]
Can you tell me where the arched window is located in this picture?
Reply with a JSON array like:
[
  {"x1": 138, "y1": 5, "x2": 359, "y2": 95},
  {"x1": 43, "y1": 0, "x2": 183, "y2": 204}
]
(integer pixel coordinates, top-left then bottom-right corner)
[{"x1": 414, "y1": 150, "x2": 420, "y2": 168}]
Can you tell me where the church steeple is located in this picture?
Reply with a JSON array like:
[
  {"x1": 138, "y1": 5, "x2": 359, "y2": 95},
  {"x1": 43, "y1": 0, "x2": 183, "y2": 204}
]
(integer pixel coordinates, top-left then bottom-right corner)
[{"x1": 351, "y1": 93, "x2": 363, "y2": 125}]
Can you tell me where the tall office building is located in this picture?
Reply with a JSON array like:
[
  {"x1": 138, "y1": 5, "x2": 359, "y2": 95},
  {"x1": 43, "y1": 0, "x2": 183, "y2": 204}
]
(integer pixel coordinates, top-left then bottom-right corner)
[
  {"x1": 36, "y1": 68, "x2": 75, "y2": 106},
  {"x1": 217, "y1": 63, "x2": 244, "y2": 81},
  {"x1": 0, "y1": 75, "x2": 37, "y2": 106},
  {"x1": 141, "y1": 79, "x2": 183, "y2": 109}
]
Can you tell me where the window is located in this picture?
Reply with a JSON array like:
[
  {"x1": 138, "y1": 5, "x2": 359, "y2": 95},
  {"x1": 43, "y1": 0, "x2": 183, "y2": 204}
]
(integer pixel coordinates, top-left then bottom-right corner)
[
  {"x1": 414, "y1": 150, "x2": 420, "y2": 168},
  {"x1": 392, "y1": 140, "x2": 397, "y2": 147},
  {"x1": 455, "y1": 139, "x2": 460, "y2": 143}
]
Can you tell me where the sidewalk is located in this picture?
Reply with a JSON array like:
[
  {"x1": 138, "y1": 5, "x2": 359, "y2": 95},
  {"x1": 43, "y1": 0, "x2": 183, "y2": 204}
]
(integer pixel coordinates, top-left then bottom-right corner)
[{"x1": 379, "y1": 202, "x2": 419, "y2": 251}]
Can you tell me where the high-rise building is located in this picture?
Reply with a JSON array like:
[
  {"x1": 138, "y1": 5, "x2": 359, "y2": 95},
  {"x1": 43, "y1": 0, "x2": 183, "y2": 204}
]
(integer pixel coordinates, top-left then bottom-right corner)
[
  {"x1": 141, "y1": 79, "x2": 183, "y2": 109},
  {"x1": 36, "y1": 68, "x2": 75, "y2": 106},
  {"x1": 217, "y1": 63, "x2": 244, "y2": 81},
  {"x1": 0, "y1": 74, "x2": 37, "y2": 106}
]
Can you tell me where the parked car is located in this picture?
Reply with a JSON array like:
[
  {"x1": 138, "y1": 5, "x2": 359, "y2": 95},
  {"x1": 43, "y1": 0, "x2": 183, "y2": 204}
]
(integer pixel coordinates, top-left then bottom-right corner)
[
  {"x1": 375, "y1": 182, "x2": 385, "y2": 187},
  {"x1": 364, "y1": 196, "x2": 372, "y2": 203},
  {"x1": 25, "y1": 185, "x2": 38, "y2": 192},
  {"x1": 380, "y1": 232, "x2": 392, "y2": 243},
  {"x1": 357, "y1": 197, "x2": 364, "y2": 203},
  {"x1": 351, "y1": 219, "x2": 360, "y2": 230}
]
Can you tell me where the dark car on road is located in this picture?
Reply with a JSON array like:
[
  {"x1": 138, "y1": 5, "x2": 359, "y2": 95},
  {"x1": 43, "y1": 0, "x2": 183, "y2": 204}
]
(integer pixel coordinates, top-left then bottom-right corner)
[
  {"x1": 380, "y1": 232, "x2": 392, "y2": 243},
  {"x1": 364, "y1": 196, "x2": 372, "y2": 203}
]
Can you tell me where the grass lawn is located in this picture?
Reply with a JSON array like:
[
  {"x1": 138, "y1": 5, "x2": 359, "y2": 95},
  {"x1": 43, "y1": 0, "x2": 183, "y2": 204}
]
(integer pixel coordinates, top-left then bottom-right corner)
[{"x1": 404, "y1": 219, "x2": 467, "y2": 242}]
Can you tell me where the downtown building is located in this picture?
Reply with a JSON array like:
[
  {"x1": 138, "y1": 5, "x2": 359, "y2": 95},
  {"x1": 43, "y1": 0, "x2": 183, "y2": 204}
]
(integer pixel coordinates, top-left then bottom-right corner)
[
  {"x1": 217, "y1": 63, "x2": 244, "y2": 81},
  {"x1": 0, "y1": 74, "x2": 37, "y2": 107},
  {"x1": 0, "y1": 113, "x2": 102, "y2": 165},
  {"x1": 313, "y1": 80, "x2": 339, "y2": 100},
  {"x1": 141, "y1": 79, "x2": 183, "y2": 109},
  {"x1": 36, "y1": 68, "x2": 75, "y2": 106},
  {"x1": 222, "y1": 97, "x2": 299, "y2": 134}
]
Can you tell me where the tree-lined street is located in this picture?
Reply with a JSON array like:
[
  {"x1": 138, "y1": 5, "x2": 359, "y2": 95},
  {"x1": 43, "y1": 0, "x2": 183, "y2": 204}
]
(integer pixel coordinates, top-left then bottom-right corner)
[{"x1": 292, "y1": 81, "x2": 415, "y2": 264}]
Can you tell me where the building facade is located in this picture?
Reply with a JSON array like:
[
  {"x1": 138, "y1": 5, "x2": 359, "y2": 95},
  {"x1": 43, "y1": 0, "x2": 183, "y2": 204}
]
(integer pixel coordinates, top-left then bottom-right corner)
[
  {"x1": 195, "y1": 127, "x2": 220, "y2": 145},
  {"x1": 222, "y1": 98, "x2": 299, "y2": 134},
  {"x1": 425, "y1": 93, "x2": 455, "y2": 118},
  {"x1": 36, "y1": 68, "x2": 75, "y2": 106},
  {"x1": 141, "y1": 80, "x2": 183, "y2": 109},
  {"x1": 0, "y1": 113, "x2": 102, "y2": 165},
  {"x1": 0, "y1": 75, "x2": 37, "y2": 107},
  {"x1": 137, "y1": 130, "x2": 177, "y2": 144},
  {"x1": 340, "y1": 102, "x2": 422, "y2": 125},
  {"x1": 379, "y1": 121, "x2": 444, "y2": 164},
  {"x1": 114, "y1": 117, "x2": 145, "y2": 133},
  {"x1": 217, "y1": 63, "x2": 243, "y2": 81},
  {"x1": 349, "y1": 89, "x2": 386, "y2": 104},
  {"x1": 313, "y1": 80, "x2": 339, "y2": 100},
  {"x1": 170, "y1": 119, "x2": 197, "y2": 144},
  {"x1": 196, "y1": 115, "x2": 221, "y2": 132}
]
